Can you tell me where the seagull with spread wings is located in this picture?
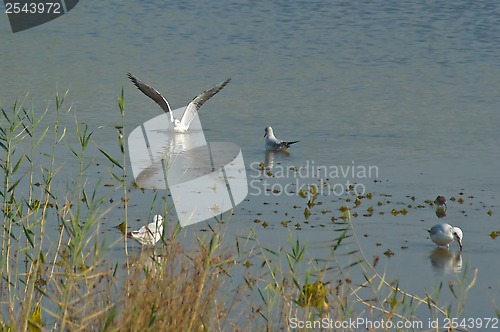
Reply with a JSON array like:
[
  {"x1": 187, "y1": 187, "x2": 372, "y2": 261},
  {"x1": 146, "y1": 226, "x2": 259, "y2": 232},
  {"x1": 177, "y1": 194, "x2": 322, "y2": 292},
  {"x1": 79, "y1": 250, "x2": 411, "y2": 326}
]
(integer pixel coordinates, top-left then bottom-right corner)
[{"x1": 128, "y1": 73, "x2": 231, "y2": 132}]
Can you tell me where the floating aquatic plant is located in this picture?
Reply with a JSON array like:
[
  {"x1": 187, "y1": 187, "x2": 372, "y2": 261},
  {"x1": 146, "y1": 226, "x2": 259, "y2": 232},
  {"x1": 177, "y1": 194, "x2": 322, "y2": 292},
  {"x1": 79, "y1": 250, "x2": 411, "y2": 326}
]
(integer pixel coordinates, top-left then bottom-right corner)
[
  {"x1": 384, "y1": 249, "x2": 395, "y2": 257},
  {"x1": 339, "y1": 206, "x2": 349, "y2": 213},
  {"x1": 303, "y1": 207, "x2": 311, "y2": 219},
  {"x1": 115, "y1": 221, "x2": 127, "y2": 234},
  {"x1": 489, "y1": 231, "x2": 500, "y2": 239}
]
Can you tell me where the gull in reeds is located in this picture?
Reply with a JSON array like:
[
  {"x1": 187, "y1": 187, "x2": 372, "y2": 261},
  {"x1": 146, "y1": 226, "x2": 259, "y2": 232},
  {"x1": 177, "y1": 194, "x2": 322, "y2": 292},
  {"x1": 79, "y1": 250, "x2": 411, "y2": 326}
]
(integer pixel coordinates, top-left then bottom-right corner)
[
  {"x1": 128, "y1": 215, "x2": 164, "y2": 246},
  {"x1": 128, "y1": 73, "x2": 231, "y2": 132},
  {"x1": 264, "y1": 126, "x2": 299, "y2": 151},
  {"x1": 428, "y1": 223, "x2": 463, "y2": 251}
]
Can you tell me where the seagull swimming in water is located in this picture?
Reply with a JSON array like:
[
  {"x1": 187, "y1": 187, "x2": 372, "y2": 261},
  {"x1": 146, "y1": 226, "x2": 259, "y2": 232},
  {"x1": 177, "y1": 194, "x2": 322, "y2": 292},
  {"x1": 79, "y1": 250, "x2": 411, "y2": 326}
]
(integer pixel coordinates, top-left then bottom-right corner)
[
  {"x1": 128, "y1": 73, "x2": 231, "y2": 132},
  {"x1": 428, "y1": 223, "x2": 463, "y2": 251},
  {"x1": 434, "y1": 195, "x2": 447, "y2": 218},
  {"x1": 128, "y1": 215, "x2": 164, "y2": 246},
  {"x1": 264, "y1": 126, "x2": 299, "y2": 151}
]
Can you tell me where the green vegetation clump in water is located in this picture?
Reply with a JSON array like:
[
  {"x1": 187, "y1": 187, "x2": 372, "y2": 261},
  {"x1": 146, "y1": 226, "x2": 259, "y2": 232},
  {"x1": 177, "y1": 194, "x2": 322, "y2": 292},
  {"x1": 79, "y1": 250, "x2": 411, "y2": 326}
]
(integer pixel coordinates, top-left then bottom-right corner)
[{"x1": 0, "y1": 92, "x2": 481, "y2": 331}]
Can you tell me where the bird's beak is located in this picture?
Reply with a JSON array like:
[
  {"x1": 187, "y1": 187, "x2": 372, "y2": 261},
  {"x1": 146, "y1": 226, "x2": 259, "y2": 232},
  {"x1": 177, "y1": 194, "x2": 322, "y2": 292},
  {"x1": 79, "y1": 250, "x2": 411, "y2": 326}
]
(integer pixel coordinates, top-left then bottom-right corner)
[
  {"x1": 444, "y1": 202, "x2": 447, "y2": 210},
  {"x1": 458, "y1": 240, "x2": 463, "y2": 251}
]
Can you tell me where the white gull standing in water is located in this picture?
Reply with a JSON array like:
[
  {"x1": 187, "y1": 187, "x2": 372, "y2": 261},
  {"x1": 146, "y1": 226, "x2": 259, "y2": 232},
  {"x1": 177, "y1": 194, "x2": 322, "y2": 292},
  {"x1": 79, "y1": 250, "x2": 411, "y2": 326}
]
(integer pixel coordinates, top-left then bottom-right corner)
[
  {"x1": 264, "y1": 126, "x2": 299, "y2": 151},
  {"x1": 428, "y1": 223, "x2": 463, "y2": 251},
  {"x1": 128, "y1": 73, "x2": 231, "y2": 133}
]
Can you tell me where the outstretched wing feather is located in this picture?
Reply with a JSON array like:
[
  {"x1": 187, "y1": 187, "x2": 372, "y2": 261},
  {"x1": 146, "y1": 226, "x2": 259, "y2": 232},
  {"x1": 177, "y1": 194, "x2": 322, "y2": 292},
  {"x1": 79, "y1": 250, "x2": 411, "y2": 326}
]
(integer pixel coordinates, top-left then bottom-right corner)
[
  {"x1": 285, "y1": 140, "x2": 300, "y2": 148},
  {"x1": 127, "y1": 73, "x2": 174, "y2": 123}
]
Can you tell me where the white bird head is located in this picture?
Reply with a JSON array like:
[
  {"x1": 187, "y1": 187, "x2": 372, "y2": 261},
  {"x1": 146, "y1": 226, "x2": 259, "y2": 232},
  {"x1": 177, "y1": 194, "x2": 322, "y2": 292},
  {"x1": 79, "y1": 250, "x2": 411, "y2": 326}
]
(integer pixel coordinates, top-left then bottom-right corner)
[
  {"x1": 173, "y1": 118, "x2": 189, "y2": 132},
  {"x1": 452, "y1": 227, "x2": 463, "y2": 251},
  {"x1": 264, "y1": 126, "x2": 274, "y2": 138}
]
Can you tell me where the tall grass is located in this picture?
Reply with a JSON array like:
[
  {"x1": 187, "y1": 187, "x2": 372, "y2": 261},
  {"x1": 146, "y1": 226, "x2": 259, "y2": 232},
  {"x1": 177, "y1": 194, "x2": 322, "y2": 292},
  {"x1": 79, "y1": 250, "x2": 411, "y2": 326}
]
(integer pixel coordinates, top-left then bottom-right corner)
[
  {"x1": 0, "y1": 93, "x2": 117, "y2": 331},
  {"x1": 0, "y1": 92, "x2": 479, "y2": 331}
]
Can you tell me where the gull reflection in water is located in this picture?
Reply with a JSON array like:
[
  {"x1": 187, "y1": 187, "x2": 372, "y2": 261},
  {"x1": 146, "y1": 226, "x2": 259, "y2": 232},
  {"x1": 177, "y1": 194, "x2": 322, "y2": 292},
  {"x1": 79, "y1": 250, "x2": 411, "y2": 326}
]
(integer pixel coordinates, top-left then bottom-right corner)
[
  {"x1": 129, "y1": 108, "x2": 209, "y2": 189},
  {"x1": 429, "y1": 248, "x2": 462, "y2": 274},
  {"x1": 264, "y1": 149, "x2": 290, "y2": 170}
]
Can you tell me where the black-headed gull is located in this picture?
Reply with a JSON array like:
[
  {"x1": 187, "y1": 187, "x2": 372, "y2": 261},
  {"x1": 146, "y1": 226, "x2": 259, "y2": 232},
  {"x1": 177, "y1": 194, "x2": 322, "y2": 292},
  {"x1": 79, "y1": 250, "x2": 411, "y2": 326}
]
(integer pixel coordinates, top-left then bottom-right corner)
[
  {"x1": 264, "y1": 126, "x2": 299, "y2": 151},
  {"x1": 128, "y1": 215, "x2": 164, "y2": 246},
  {"x1": 128, "y1": 73, "x2": 231, "y2": 132},
  {"x1": 434, "y1": 195, "x2": 447, "y2": 209},
  {"x1": 434, "y1": 195, "x2": 447, "y2": 218},
  {"x1": 428, "y1": 223, "x2": 463, "y2": 251}
]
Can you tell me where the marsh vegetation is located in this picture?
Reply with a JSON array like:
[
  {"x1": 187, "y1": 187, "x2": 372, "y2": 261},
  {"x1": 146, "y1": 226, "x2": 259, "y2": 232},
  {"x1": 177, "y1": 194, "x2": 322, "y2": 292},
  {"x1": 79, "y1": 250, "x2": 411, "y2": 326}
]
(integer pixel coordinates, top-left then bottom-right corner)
[{"x1": 0, "y1": 92, "x2": 483, "y2": 331}]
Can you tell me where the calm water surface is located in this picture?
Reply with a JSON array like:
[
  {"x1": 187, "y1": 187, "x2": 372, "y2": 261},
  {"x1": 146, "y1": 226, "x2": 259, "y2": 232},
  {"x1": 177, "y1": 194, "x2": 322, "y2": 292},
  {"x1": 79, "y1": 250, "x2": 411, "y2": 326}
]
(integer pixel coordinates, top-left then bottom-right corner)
[{"x1": 2, "y1": 0, "x2": 500, "y2": 327}]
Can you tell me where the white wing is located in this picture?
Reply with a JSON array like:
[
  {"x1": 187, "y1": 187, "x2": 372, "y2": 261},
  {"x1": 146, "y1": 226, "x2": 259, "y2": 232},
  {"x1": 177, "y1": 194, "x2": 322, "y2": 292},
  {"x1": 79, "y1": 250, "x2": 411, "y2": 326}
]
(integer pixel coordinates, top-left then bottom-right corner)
[
  {"x1": 266, "y1": 137, "x2": 299, "y2": 150},
  {"x1": 179, "y1": 78, "x2": 231, "y2": 129},
  {"x1": 136, "y1": 225, "x2": 148, "y2": 234},
  {"x1": 128, "y1": 73, "x2": 175, "y2": 123}
]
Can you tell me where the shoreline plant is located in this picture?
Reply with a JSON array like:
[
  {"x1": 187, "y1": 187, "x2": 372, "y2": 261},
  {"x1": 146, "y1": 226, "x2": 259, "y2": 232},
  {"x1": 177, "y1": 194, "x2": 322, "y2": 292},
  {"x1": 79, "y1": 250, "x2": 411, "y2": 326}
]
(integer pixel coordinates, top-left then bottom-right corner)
[{"x1": 0, "y1": 92, "x2": 481, "y2": 331}]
